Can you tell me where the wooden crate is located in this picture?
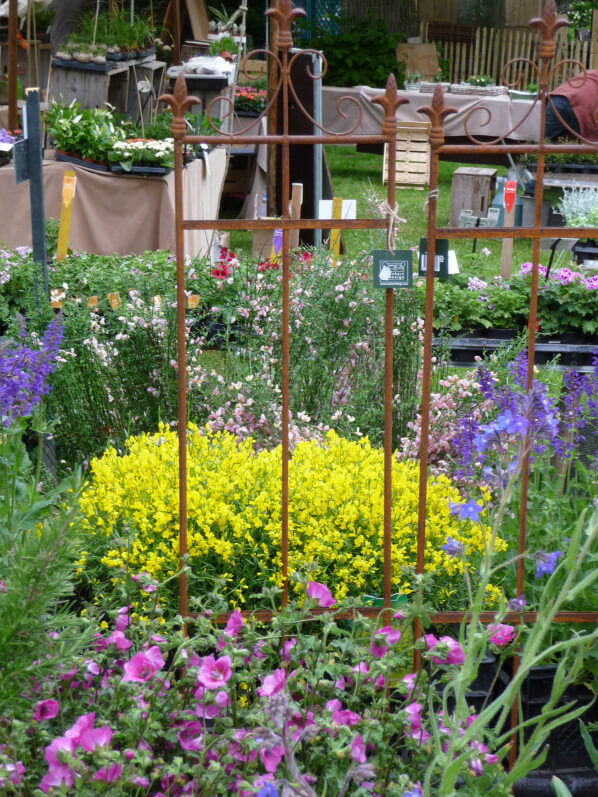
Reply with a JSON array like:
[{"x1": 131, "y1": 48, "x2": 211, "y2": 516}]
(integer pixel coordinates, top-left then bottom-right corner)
[
  {"x1": 49, "y1": 63, "x2": 130, "y2": 113},
  {"x1": 383, "y1": 121, "x2": 431, "y2": 189},
  {"x1": 450, "y1": 166, "x2": 497, "y2": 226}
]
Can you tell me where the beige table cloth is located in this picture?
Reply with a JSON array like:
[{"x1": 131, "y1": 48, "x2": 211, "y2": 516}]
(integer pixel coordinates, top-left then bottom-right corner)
[
  {"x1": 322, "y1": 86, "x2": 541, "y2": 142},
  {"x1": 0, "y1": 147, "x2": 227, "y2": 256}
]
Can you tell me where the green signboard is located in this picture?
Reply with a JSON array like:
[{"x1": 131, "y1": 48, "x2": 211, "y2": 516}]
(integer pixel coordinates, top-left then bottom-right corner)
[
  {"x1": 372, "y1": 249, "x2": 413, "y2": 289},
  {"x1": 418, "y1": 238, "x2": 449, "y2": 281}
]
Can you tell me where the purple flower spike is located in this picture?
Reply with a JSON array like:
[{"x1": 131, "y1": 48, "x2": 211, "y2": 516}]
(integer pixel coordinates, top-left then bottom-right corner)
[
  {"x1": 449, "y1": 500, "x2": 483, "y2": 522},
  {"x1": 441, "y1": 537, "x2": 463, "y2": 557},
  {"x1": 535, "y1": 550, "x2": 562, "y2": 578}
]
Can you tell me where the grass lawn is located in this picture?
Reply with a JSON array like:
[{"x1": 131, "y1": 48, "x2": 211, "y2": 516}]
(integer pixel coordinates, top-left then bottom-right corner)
[{"x1": 231, "y1": 145, "x2": 566, "y2": 279}]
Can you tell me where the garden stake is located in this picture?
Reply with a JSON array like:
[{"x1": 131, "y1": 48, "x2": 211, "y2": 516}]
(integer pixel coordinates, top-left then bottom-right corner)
[{"x1": 56, "y1": 171, "x2": 76, "y2": 262}]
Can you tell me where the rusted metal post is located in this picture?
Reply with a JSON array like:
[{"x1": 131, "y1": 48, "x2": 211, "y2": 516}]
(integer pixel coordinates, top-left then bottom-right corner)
[
  {"x1": 265, "y1": 0, "x2": 306, "y2": 606},
  {"x1": 266, "y1": 6, "x2": 279, "y2": 217},
  {"x1": 160, "y1": 74, "x2": 200, "y2": 622},
  {"x1": 8, "y1": 0, "x2": 18, "y2": 132},
  {"x1": 372, "y1": 76, "x2": 407, "y2": 614},
  {"x1": 414, "y1": 88, "x2": 457, "y2": 660}
]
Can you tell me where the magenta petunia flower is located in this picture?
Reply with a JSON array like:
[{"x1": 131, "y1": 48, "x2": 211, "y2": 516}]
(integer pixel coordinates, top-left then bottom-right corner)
[
  {"x1": 197, "y1": 654, "x2": 232, "y2": 690},
  {"x1": 257, "y1": 668, "x2": 286, "y2": 697},
  {"x1": 306, "y1": 581, "x2": 336, "y2": 607},
  {"x1": 121, "y1": 646, "x2": 164, "y2": 683},
  {"x1": 33, "y1": 699, "x2": 59, "y2": 722},
  {"x1": 350, "y1": 733, "x2": 367, "y2": 763}
]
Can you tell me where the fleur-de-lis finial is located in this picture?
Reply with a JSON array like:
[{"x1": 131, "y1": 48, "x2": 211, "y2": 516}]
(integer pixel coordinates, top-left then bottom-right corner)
[
  {"x1": 371, "y1": 74, "x2": 409, "y2": 136},
  {"x1": 418, "y1": 86, "x2": 457, "y2": 148},
  {"x1": 159, "y1": 73, "x2": 201, "y2": 139},
  {"x1": 530, "y1": 0, "x2": 568, "y2": 62},
  {"x1": 265, "y1": 0, "x2": 306, "y2": 52}
]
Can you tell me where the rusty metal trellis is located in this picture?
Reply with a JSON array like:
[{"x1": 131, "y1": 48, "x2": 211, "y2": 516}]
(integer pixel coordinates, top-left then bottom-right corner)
[{"x1": 160, "y1": 0, "x2": 598, "y2": 750}]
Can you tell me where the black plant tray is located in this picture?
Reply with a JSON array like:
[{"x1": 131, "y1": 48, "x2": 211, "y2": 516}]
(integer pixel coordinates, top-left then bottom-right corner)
[
  {"x1": 51, "y1": 57, "x2": 114, "y2": 72},
  {"x1": 54, "y1": 151, "x2": 110, "y2": 172},
  {"x1": 110, "y1": 164, "x2": 172, "y2": 176},
  {"x1": 436, "y1": 332, "x2": 597, "y2": 368}
]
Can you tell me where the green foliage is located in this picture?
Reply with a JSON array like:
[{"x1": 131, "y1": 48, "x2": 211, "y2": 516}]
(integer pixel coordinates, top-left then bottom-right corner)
[
  {"x1": 208, "y1": 35, "x2": 238, "y2": 56},
  {"x1": 300, "y1": 16, "x2": 405, "y2": 89},
  {"x1": 0, "y1": 419, "x2": 91, "y2": 711}
]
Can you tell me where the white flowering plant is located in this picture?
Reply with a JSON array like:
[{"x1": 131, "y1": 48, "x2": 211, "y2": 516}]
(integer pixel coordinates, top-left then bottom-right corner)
[{"x1": 108, "y1": 138, "x2": 175, "y2": 172}]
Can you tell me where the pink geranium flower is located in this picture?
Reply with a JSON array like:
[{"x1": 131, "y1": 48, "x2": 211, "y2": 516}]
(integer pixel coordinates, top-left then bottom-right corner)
[
  {"x1": 306, "y1": 581, "x2": 336, "y2": 607},
  {"x1": 257, "y1": 668, "x2": 286, "y2": 697},
  {"x1": 197, "y1": 655, "x2": 232, "y2": 690},
  {"x1": 33, "y1": 699, "x2": 59, "y2": 722},
  {"x1": 40, "y1": 736, "x2": 76, "y2": 791},
  {"x1": 488, "y1": 623, "x2": 516, "y2": 647},
  {"x1": 121, "y1": 646, "x2": 164, "y2": 683}
]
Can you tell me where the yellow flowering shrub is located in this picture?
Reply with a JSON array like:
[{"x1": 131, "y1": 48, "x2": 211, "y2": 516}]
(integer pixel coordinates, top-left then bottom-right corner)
[{"x1": 76, "y1": 426, "x2": 504, "y2": 610}]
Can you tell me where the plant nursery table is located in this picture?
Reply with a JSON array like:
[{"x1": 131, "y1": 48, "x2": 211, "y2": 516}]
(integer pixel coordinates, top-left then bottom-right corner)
[
  {"x1": 322, "y1": 86, "x2": 541, "y2": 143},
  {"x1": 0, "y1": 148, "x2": 227, "y2": 256}
]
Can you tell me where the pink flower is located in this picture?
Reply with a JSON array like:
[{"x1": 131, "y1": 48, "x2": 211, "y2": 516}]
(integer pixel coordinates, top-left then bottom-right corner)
[
  {"x1": 107, "y1": 629, "x2": 132, "y2": 651},
  {"x1": 93, "y1": 764, "x2": 123, "y2": 783},
  {"x1": 306, "y1": 581, "x2": 336, "y2": 607},
  {"x1": 121, "y1": 646, "x2": 164, "y2": 683},
  {"x1": 177, "y1": 721, "x2": 204, "y2": 752},
  {"x1": 488, "y1": 623, "x2": 516, "y2": 647},
  {"x1": 223, "y1": 609, "x2": 244, "y2": 637},
  {"x1": 352, "y1": 662, "x2": 369, "y2": 675},
  {"x1": 376, "y1": 625, "x2": 401, "y2": 644},
  {"x1": 40, "y1": 736, "x2": 76, "y2": 791},
  {"x1": 260, "y1": 744, "x2": 283, "y2": 773},
  {"x1": 425, "y1": 634, "x2": 465, "y2": 665},
  {"x1": 114, "y1": 607, "x2": 130, "y2": 632},
  {"x1": 257, "y1": 668, "x2": 286, "y2": 697},
  {"x1": 350, "y1": 733, "x2": 367, "y2": 763},
  {"x1": 211, "y1": 263, "x2": 230, "y2": 279},
  {"x1": 280, "y1": 637, "x2": 296, "y2": 661},
  {"x1": 370, "y1": 639, "x2": 388, "y2": 658},
  {"x1": 33, "y1": 699, "x2": 59, "y2": 722},
  {"x1": 197, "y1": 654, "x2": 232, "y2": 690}
]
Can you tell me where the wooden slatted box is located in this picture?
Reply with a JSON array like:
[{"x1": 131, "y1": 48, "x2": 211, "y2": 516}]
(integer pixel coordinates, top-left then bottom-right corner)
[{"x1": 383, "y1": 121, "x2": 431, "y2": 189}]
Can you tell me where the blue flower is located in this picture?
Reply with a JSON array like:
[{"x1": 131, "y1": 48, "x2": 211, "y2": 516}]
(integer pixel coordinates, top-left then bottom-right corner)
[
  {"x1": 449, "y1": 500, "x2": 483, "y2": 521},
  {"x1": 534, "y1": 551, "x2": 562, "y2": 578},
  {"x1": 403, "y1": 787, "x2": 423, "y2": 797},
  {"x1": 441, "y1": 537, "x2": 463, "y2": 557},
  {"x1": 257, "y1": 785, "x2": 278, "y2": 797},
  {"x1": 507, "y1": 595, "x2": 527, "y2": 612}
]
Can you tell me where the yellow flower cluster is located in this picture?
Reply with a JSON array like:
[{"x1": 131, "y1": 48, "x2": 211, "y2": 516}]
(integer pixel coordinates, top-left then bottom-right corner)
[{"x1": 76, "y1": 426, "x2": 504, "y2": 609}]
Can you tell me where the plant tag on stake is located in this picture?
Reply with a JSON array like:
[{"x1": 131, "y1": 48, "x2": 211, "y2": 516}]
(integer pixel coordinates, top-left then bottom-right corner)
[
  {"x1": 504, "y1": 180, "x2": 517, "y2": 213},
  {"x1": 372, "y1": 249, "x2": 413, "y2": 289},
  {"x1": 418, "y1": 238, "x2": 449, "y2": 281}
]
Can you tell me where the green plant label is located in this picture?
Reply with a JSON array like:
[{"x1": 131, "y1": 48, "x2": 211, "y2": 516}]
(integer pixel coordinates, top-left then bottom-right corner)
[
  {"x1": 418, "y1": 238, "x2": 449, "y2": 281},
  {"x1": 372, "y1": 250, "x2": 413, "y2": 289}
]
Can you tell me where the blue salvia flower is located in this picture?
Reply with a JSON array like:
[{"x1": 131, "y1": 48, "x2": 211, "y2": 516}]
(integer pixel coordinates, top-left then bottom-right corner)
[
  {"x1": 0, "y1": 315, "x2": 63, "y2": 427},
  {"x1": 534, "y1": 550, "x2": 562, "y2": 578}
]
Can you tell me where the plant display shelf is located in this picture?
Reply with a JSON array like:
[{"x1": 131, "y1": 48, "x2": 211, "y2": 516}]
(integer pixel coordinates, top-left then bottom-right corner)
[{"x1": 49, "y1": 62, "x2": 130, "y2": 115}]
